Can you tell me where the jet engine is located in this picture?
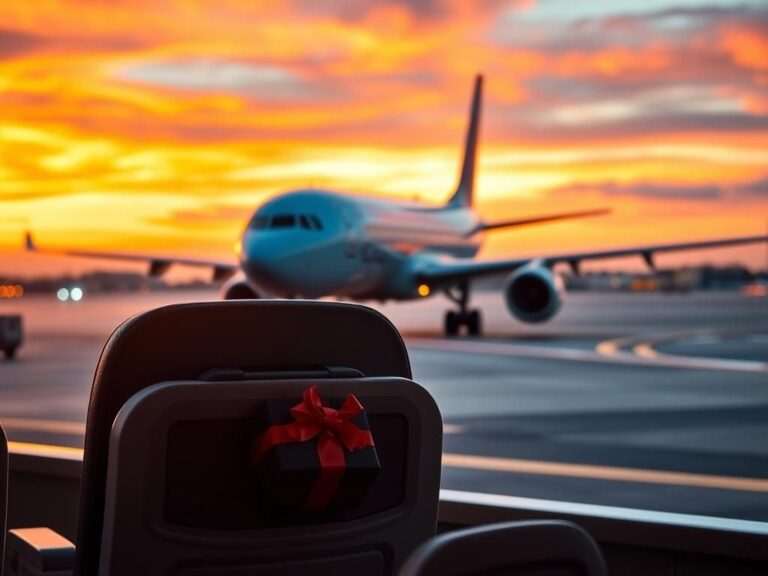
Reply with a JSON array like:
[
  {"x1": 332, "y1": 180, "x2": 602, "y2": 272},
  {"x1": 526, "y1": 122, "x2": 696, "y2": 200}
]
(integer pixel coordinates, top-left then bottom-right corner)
[
  {"x1": 504, "y1": 264, "x2": 564, "y2": 323},
  {"x1": 220, "y1": 278, "x2": 261, "y2": 300}
]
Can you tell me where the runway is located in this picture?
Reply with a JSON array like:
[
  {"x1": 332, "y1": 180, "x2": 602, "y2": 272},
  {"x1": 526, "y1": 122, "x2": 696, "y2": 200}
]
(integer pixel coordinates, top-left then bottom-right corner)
[{"x1": 1, "y1": 289, "x2": 767, "y2": 521}]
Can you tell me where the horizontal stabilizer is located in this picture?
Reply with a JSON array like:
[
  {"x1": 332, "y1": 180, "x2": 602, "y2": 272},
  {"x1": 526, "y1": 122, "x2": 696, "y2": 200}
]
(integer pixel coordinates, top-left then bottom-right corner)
[
  {"x1": 24, "y1": 231, "x2": 36, "y2": 252},
  {"x1": 470, "y1": 208, "x2": 611, "y2": 235}
]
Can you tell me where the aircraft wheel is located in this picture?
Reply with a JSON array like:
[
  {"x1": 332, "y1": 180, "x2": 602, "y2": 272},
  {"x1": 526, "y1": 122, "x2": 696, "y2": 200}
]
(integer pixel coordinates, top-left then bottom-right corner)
[
  {"x1": 444, "y1": 311, "x2": 459, "y2": 336},
  {"x1": 467, "y1": 310, "x2": 482, "y2": 336},
  {"x1": 4, "y1": 347, "x2": 16, "y2": 360}
]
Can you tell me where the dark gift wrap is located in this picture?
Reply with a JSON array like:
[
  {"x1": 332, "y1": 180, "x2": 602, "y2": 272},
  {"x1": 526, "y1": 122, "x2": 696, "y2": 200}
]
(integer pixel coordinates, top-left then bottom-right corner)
[{"x1": 250, "y1": 386, "x2": 381, "y2": 511}]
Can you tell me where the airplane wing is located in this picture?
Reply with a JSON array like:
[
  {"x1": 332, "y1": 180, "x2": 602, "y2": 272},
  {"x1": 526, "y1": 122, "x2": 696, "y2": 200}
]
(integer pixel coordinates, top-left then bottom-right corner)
[
  {"x1": 469, "y1": 208, "x2": 611, "y2": 235},
  {"x1": 24, "y1": 232, "x2": 238, "y2": 282},
  {"x1": 416, "y1": 234, "x2": 768, "y2": 285}
]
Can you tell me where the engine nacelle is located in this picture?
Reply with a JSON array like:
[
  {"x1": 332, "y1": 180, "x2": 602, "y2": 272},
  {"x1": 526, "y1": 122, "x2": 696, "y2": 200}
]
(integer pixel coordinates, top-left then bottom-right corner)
[
  {"x1": 220, "y1": 278, "x2": 260, "y2": 300},
  {"x1": 504, "y1": 264, "x2": 564, "y2": 323}
]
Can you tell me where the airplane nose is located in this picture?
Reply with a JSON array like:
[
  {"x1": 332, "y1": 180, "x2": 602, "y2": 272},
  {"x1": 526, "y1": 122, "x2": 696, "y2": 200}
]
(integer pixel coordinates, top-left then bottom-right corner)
[
  {"x1": 240, "y1": 227, "x2": 347, "y2": 298},
  {"x1": 241, "y1": 233, "x2": 286, "y2": 284},
  {"x1": 241, "y1": 231, "x2": 323, "y2": 296},
  {"x1": 242, "y1": 236, "x2": 269, "y2": 266}
]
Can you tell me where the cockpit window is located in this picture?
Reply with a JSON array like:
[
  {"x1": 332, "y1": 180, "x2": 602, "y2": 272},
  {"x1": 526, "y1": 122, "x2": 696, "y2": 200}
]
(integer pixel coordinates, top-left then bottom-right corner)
[
  {"x1": 271, "y1": 214, "x2": 295, "y2": 228},
  {"x1": 249, "y1": 213, "x2": 321, "y2": 231}
]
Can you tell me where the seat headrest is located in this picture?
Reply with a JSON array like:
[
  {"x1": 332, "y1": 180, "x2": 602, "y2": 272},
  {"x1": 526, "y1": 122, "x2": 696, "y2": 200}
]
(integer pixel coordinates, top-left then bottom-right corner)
[{"x1": 75, "y1": 300, "x2": 411, "y2": 575}]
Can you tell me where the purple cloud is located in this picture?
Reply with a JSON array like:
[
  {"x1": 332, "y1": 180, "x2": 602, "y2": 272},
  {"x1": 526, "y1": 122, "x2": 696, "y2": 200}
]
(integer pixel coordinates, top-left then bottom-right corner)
[
  {"x1": 0, "y1": 28, "x2": 43, "y2": 59},
  {"x1": 550, "y1": 180, "x2": 723, "y2": 200}
]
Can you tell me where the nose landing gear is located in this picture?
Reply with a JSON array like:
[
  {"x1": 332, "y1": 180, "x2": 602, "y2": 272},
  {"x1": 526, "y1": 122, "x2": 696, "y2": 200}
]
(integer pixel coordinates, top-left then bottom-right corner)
[{"x1": 443, "y1": 282, "x2": 482, "y2": 336}]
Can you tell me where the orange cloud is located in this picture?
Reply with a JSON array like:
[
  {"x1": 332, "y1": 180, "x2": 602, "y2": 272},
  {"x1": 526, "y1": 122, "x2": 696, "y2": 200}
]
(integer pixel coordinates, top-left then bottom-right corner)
[
  {"x1": 721, "y1": 26, "x2": 768, "y2": 71},
  {"x1": 554, "y1": 46, "x2": 671, "y2": 78},
  {"x1": 1, "y1": 0, "x2": 767, "y2": 277}
]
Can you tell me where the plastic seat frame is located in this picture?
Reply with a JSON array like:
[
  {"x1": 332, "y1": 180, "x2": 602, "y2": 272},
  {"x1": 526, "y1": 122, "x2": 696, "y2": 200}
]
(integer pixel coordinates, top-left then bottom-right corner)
[
  {"x1": 74, "y1": 300, "x2": 417, "y2": 575},
  {"x1": 399, "y1": 520, "x2": 608, "y2": 576}
]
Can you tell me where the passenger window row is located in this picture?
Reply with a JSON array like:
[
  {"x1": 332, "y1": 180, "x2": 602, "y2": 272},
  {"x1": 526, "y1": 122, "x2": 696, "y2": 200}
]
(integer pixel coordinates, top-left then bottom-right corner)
[{"x1": 249, "y1": 214, "x2": 323, "y2": 230}]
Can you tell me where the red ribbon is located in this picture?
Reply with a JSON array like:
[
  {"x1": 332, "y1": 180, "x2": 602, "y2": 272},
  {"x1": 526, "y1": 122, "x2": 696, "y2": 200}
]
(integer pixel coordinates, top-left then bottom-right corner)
[{"x1": 251, "y1": 386, "x2": 375, "y2": 510}]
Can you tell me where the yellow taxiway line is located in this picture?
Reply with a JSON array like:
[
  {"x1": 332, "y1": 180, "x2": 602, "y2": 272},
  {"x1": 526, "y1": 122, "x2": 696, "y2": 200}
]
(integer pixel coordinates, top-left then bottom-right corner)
[
  {"x1": 410, "y1": 336, "x2": 768, "y2": 373},
  {"x1": 8, "y1": 441, "x2": 84, "y2": 459},
  {"x1": 595, "y1": 333, "x2": 768, "y2": 373},
  {"x1": 0, "y1": 417, "x2": 85, "y2": 435}
]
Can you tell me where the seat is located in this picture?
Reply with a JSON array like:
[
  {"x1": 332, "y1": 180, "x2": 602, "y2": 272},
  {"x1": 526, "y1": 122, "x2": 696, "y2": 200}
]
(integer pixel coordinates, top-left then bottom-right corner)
[
  {"x1": 74, "y1": 300, "x2": 441, "y2": 575},
  {"x1": 0, "y1": 422, "x2": 7, "y2": 573},
  {"x1": 398, "y1": 520, "x2": 608, "y2": 576}
]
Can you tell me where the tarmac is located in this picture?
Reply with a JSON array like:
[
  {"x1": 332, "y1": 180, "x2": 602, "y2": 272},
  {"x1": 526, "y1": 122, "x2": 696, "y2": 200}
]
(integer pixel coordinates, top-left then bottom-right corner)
[{"x1": 0, "y1": 289, "x2": 766, "y2": 521}]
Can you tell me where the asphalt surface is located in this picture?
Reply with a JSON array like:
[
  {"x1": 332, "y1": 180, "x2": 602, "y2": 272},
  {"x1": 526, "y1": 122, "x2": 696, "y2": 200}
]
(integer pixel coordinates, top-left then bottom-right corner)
[{"x1": 0, "y1": 289, "x2": 767, "y2": 521}]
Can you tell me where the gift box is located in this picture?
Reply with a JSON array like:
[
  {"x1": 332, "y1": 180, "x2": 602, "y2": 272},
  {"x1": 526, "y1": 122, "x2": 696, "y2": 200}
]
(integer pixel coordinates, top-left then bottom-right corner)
[{"x1": 250, "y1": 386, "x2": 381, "y2": 512}]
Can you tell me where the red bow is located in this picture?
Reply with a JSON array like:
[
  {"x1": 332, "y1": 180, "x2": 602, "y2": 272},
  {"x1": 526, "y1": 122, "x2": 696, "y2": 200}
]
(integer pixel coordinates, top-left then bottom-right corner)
[{"x1": 252, "y1": 386, "x2": 375, "y2": 510}]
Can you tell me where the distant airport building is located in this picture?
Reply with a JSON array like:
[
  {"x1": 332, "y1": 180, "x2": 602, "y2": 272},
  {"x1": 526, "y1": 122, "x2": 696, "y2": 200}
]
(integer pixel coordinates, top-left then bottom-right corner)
[
  {"x1": 563, "y1": 265, "x2": 760, "y2": 293},
  {"x1": 1, "y1": 265, "x2": 764, "y2": 298}
]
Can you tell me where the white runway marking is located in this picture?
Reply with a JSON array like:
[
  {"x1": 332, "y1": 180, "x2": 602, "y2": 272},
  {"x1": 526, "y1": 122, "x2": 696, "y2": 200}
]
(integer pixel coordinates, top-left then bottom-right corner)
[
  {"x1": 408, "y1": 337, "x2": 768, "y2": 373},
  {"x1": 597, "y1": 331, "x2": 768, "y2": 374},
  {"x1": 440, "y1": 489, "x2": 768, "y2": 534},
  {"x1": 410, "y1": 337, "x2": 644, "y2": 366},
  {"x1": 442, "y1": 453, "x2": 768, "y2": 493}
]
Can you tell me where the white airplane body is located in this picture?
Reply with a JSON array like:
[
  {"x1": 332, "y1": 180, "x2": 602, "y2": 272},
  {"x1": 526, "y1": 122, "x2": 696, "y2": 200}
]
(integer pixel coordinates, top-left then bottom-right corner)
[
  {"x1": 26, "y1": 76, "x2": 768, "y2": 335},
  {"x1": 240, "y1": 191, "x2": 481, "y2": 299}
]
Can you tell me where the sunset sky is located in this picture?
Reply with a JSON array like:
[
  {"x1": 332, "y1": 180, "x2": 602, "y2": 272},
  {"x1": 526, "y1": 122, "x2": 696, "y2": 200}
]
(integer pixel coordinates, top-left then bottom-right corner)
[{"x1": 1, "y1": 0, "x2": 767, "y2": 278}]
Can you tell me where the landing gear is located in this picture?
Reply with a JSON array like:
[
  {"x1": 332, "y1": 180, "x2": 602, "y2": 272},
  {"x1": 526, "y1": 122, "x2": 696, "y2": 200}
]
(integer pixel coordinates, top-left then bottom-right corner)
[
  {"x1": 445, "y1": 311, "x2": 459, "y2": 335},
  {"x1": 443, "y1": 282, "x2": 482, "y2": 337},
  {"x1": 467, "y1": 309, "x2": 482, "y2": 336}
]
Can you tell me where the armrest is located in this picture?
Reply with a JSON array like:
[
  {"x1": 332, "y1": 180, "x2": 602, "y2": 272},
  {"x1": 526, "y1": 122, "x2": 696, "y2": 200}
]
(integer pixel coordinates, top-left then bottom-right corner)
[
  {"x1": 5, "y1": 528, "x2": 75, "y2": 576},
  {"x1": 400, "y1": 520, "x2": 607, "y2": 576}
]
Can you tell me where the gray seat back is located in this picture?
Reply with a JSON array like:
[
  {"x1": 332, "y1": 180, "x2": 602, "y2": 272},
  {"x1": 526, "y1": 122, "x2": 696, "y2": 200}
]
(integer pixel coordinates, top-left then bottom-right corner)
[
  {"x1": 74, "y1": 301, "x2": 426, "y2": 575},
  {"x1": 99, "y1": 376, "x2": 441, "y2": 575},
  {"x1": 399, "y1": 520, "x2": 607, "y2": 576}
]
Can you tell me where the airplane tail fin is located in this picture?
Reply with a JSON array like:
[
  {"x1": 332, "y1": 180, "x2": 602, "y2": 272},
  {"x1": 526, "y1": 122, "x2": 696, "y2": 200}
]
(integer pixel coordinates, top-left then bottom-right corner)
[
  {"x1": 24, "y1": 231, "x2": 36, "y2": 252},
  {"x1": 445, "y1": 74, "x2": 482, "y2": 210}
]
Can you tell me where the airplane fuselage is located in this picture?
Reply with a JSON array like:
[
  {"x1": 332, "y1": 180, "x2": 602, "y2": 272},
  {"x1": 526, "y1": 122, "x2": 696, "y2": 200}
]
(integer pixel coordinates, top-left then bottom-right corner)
[{"x1": 240, "y1": 189, "x2": 482, "y2": 300}]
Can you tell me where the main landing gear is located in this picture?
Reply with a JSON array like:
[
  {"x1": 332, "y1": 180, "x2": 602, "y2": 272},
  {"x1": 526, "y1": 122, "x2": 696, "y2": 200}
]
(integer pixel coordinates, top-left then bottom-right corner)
[{"x1": 443, "y1": 282, "x2": 482, "y2": 336}]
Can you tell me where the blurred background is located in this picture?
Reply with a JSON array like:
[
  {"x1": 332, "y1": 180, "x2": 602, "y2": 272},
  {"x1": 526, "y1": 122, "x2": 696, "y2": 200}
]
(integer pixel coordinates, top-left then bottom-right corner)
[
  {"x1": 0, "y1": 0, "x2": 767, "y2": 522},
  {"x1": 1, "y1": 0, "x2": 767, "y2": 284}
]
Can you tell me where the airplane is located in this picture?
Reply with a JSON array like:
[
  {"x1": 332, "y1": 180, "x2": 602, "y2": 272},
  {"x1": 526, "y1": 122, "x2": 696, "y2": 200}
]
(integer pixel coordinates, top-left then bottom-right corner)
[{"x1": 25, "y1": 75, "x2": 768, "y2": 336}]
